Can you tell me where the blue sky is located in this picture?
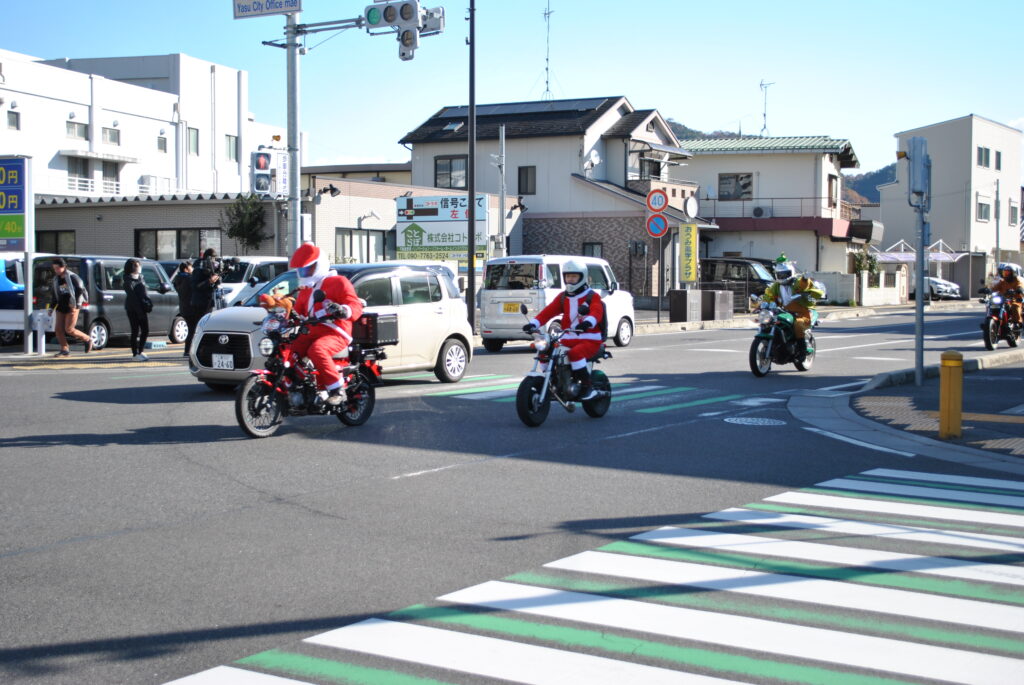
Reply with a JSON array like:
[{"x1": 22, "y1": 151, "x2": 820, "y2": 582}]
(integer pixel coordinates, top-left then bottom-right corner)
[{"x1": 4, "y1": 0, "x2": 1023, "y2": 174}]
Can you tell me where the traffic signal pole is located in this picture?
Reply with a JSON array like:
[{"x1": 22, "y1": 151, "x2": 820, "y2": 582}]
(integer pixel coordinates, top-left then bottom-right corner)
[
  {"x1": 466, "y1": 0, "x2": 476, "y2": 329},
  {"x1": 286, "y1": 12, "x2": 302, "y2": 253}
]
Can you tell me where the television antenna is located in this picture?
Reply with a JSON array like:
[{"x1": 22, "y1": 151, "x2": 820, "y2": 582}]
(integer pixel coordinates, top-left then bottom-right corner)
[
  {"x1": 759, "y1": 79, "x2": 774, "y2": 137},
  {"x1": 542, "y1": 1, "x2": 554, "y2": 100}
]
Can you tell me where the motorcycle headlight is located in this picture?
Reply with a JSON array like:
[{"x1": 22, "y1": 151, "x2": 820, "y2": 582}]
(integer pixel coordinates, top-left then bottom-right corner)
[
  {"x1": 992, "y1": 295, "x2": 1003, "y2": 305},
  {"x1": 258, "y1": 337, "x2": 274, "y2": 356},
  {"x1": 261, "y1": 316, "x2": 283, "y2": 334},
  {"x1": 758, "y1": 310, "x2": 775, "y2": 325},
  {"x1": 533, "y1": 339, "x2": 548, "y2": 352}
]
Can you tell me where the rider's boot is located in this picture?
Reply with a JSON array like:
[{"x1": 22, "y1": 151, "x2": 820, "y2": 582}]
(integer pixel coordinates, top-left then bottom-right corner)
[
  {"x1": 574, "y1": 367, "x2": 598, "y2": 401},
  {"x1": 795, "y1": 337, "x2": 808, "y2": 361},
  {"x1": 325, "y1": 380, "x2": 346, "y2": 406}
]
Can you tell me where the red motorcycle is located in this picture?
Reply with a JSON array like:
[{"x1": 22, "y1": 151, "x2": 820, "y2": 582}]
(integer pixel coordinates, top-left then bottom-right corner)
[
  {"x1": 978, "y1": 286, "x2": 1022, "y2": 350},
  {"x1": 234, "y1": 292, "x2": 393, "y2": 438}
]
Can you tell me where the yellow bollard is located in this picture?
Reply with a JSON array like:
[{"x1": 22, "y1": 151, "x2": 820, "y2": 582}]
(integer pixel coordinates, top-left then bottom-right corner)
[{"x1": 939, "y1": 350, "x2": 963, "y2": 439}]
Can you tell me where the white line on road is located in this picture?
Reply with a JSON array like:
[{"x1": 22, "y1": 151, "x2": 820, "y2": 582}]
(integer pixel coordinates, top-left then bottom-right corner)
[
  {"x1": 863, "y1": 468, "x2": 1024, "y2": 492},
  {"x1": 853, "y1": 357, "x2": 903, "y2": 361},
  {"x1": 765, "y1": 491, "x2": 1024, "y2": 528},
  {"x1": 814, "y1": 380, "x2": 870, "y2": 391},
  {"x1": 819, "y1": 477, "x2": 1024, "y2": 508},
  {"x1": 1002, "y1": 403, "x2": 1024, "y2": 416},
  {"x1": 164, "y1": 666, "x2": 311, "y2": 684},
  {"x1": 802, "y1": 427, "x2": 915, "y2": 457}
]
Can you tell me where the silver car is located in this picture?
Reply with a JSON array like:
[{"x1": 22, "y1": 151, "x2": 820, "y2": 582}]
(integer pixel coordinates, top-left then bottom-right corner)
[{"x1": 190, "y1": 263, "x2": 474, "y2": 391}]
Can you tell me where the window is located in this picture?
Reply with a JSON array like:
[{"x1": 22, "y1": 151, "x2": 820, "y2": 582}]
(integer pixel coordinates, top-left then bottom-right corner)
[
  {"x1": 517, "y1": 165, "x2": 536, "y2": 195},
  {"x1": 996, "y1": 151, "x2": 1002, "y2": 171},
  {"x1": 188, "y1": 127, "x2": 199, "y2": 156},
  {"x1": 102, "y1": 127, "x2": 120, "y2": 146},
  {"x1": 640, "y1": 158, "x2": 662, "y2": 181},
  {"x1": 37, "y1": 231, "x2": 76, "y2": 253},
  {"x1": 977, "y1": 146, "x2": 991, "y2": 167},
  {"x1": 66, "y1": 121, "x2": 88, "y2": 139},
  {"x1": 434, "y1": 155, "x2": 467, "y2": 189},
  {"x1": 1009, "y1": 203, "x2": 1019, "y2": 227},
  {"x1": 102, "y1": 263, "x2": 125, "y2": 290},
  {"x1": 67, "y1": 157, "x2": 89, "y2": 179},
  {"x1": 582, "y1": 242, "x2": 602, "y2": 258},
  {"x1": 399, "y1": 273, "x2": 441, "y2": 304},
  {"x1": 586, "y1": 264, "x2": 610, "y2": 290},
  {"x1": 828, "y1": 174, "x2": 839, "y2": 208},
  {"x1": 718, "y1": 172, "x2": 753, "y2": 200},
  {"x1": 135, "y1": 229, "x2": 210, "y2": 260},
  {"x1": 977, "y1": 201, "x2": 991, "y2": 222},
  {"x1": 7, "y1": 111, "x2": 19, "y2": 130},
  {"x1": 157, "y1": 136, "x2": 167, "y2": 153},
  {"x1": 355, "y1": 277, "x2": 394, "y2": 306},
  {"x1": 141, "y1": 264, "x2": 165, "y2": 290},
  {"x1": 225, "y1": 134, "x2": 238, "y2": 162},
  {"x1": 102, "y1": 161, "x2": 119, "y2": 193}
]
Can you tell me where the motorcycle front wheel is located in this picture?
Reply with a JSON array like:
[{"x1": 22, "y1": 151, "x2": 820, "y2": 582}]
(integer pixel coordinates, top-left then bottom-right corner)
[
  {"x1": 984, "y1": 318, "x2": 999, "y2": 350},
  {"x1": 235, "y1": 375, "x2": 284, "y2": 438},
  {"x1": 749, "y1": 338, "x2": 772, "y2": 377},
  {"x1": 583, "y1": 370, "x2": 612, "y2": 418},
  {"x1": 337, "y1": 372, "x2": 376, "y2": 426},
  {"x1": 795, "y1": 332, "x2": 816, "y2": 371},
  {"x1": 516, "y1": 376, "x2": 551, "y2": 427}
]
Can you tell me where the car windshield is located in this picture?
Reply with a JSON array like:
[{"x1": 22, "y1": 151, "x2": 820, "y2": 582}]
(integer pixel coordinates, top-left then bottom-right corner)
[
  {"x1": 751, "y1": 263, "x2": 772, "y2": 280},
  {"x1": 219, "y1": 261, "x2": 250, "y2": 284},
  {"x1": 243, "y1": 270, "x2": 299, "y2": 306},
  {"x1": 484, "y1": 263, "x2": 540, "y2": 290}
]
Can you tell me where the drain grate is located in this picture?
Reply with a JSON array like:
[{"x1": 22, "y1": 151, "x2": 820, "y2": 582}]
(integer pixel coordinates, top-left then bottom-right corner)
[{"x1": 723, "y1": 417, "x2": 787, "y2": 426}]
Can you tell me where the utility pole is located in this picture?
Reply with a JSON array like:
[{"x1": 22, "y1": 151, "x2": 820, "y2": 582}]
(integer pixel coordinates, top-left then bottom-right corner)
[
  {"x1": 899, "y1": 136, "x2": 931, "y2": 386},
  {"x1": 286, "y1": 12, "x2": 302, "y2": 253},
  {"x1": 995, "y1": 178, "x2": 1001, "y2": 265},
  {"x1": 466, "y1": 0, "x2": 477, "y2": 328},
  {"x1": 496, "y1": 124, "x2": 506, "y2": 257}
]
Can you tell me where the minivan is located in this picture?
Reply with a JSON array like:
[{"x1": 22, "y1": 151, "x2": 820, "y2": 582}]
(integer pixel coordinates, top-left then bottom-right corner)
[
  {"x1": 31, "y1": 255, "x2": 189, "y2": 350},
  {"x1": 699, "y1": 257, "x2": 775, "y2": 311},
  {"x1": 479, "y1": 255, "x2": 635, "y2": 352}
]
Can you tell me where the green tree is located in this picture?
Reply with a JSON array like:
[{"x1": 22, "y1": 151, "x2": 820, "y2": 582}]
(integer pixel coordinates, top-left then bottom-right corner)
[{"x1": 220, "y1": 194, "x2": 267, "y2": 254}]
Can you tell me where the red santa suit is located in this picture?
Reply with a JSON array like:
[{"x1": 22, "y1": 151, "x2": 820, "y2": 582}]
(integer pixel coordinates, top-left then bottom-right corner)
[{"x1": 529, "y1": 288, "x2": 604, "y2": 370}]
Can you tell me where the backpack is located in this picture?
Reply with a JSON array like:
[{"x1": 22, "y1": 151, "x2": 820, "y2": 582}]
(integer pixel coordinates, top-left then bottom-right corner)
[{"x1": 558, "y1": 290, "x2": 607, "y2": 340}]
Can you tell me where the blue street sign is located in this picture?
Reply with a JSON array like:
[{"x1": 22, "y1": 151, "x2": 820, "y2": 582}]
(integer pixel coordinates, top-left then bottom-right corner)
[{"x1": 646, "y1": 212, "x2": 668, "y2": 238}]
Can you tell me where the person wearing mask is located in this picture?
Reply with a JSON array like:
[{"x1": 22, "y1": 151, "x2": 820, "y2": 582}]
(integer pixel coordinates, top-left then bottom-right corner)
[
  {"x1": 189, "y1": 248, "x2": 221, "y2": 354},
  {"x1": 48, "y1": 257, "x2": 93, "y2": 357},
  {"x1": 173, "y1": 260, "x2": 195, "y2": 357},
  {"x1": 123, "y1": 258, "x2": 152, "y2": 361}
]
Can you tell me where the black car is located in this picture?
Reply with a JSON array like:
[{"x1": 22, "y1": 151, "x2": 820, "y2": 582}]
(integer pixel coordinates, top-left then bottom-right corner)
[
  {"x1": 699, "y1": 257, "x2": 776, "y2": 310},
  {"x1": 32, "y1": 255, "x2": 189, "y2": 350}
]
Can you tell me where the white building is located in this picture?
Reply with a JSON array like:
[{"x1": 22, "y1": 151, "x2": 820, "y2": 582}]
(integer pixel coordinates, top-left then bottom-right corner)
[
  {"x1": 878, "y1": 114, "x2": 1022, "y2": 289},
  {"x1": 1, "y1": 49, "x2": 286, "y2": 200}
]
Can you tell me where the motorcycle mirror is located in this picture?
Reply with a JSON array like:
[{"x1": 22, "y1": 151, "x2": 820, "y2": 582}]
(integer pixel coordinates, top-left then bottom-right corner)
[
  {"x1": 519, "y1": 303, "x2": 528, "y2": 316},
  {"x1": 314, "y1": 290, "x2": 327, "y2": 303}
]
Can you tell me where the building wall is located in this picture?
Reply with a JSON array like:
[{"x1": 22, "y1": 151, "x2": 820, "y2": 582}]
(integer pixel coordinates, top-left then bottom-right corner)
[{"x1": 674, "y1": 152, "x2": 837, "y2": 209}]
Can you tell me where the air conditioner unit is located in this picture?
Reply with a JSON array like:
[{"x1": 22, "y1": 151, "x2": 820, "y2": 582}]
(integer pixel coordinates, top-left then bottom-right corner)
[{"x1": 752, "y1": 206, "x2": 772, "y2": 218}]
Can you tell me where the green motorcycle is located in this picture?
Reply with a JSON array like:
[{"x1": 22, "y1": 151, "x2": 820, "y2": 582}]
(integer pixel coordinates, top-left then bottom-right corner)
[{"x1": 749, "y1": 301, "x2": 818, "y2": 377}]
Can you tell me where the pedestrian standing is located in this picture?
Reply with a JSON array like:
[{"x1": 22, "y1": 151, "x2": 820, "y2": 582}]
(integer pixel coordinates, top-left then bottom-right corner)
[
  {"x1": 49, "y1": 257, "x2": 92, "y2": 357},
  {"x1": 189, "y1": 248, "x2": 221, "y2": 350},
  {"x1": 173, "y1": 260, "x2": 195, "y2": 357},
  {"x1": 123, "y1": 258, "x2": 152, "y2": 361}
]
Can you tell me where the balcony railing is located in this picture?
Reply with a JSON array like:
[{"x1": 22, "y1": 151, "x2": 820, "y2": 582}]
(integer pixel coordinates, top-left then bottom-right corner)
[
  {"x1": 699, "y1": 197, "x2": 861, "y2": 221},
  {"x1": 101, "y1": 180, "x2": 121, "y2": 195},
  {"x1": 67, "y1": 177, "x2": 94, "y2": 193}
]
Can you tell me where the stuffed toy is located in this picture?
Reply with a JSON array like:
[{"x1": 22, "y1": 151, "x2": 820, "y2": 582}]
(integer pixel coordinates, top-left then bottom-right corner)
[{"x1": 258, "y1": 293, "x2": 295, "y2": 318}]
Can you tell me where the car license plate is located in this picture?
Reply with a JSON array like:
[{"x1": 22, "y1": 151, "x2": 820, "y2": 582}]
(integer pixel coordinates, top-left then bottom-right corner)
[
  {"x1": 212, "y1": 353, "x2": 234, "y2": 370},
  {"x1": 503, "y1": 302, "x2": 520, "y2": 313}
]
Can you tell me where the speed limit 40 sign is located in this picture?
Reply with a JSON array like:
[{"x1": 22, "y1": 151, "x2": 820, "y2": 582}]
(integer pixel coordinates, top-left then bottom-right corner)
[{"x1": 646, "y1": 188, "x2": 669, "y2": 213}]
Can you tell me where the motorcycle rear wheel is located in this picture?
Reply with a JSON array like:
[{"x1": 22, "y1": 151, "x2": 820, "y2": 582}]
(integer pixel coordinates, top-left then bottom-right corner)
[
  {"x1": 749, "y1": 338, "x2": 772, "y2": 377},
  {"x1": 235, "y1": 375, "x2": 284, "y2": 438},
  {"x1": 337, "y1": 372, "x2": 376, "y2": 426},
  {"x1": 794, "y1": 332, "x2": 816, "y2": 371},
  {"x1": 516, "y1": 376, "x2": 551, "y2": 427},
  {"x1": 984, "y1": 319, "x2": 999, "y2": 350},
  {"x1": 583, "y1": 370, "x2": 612, "y2": 418}
]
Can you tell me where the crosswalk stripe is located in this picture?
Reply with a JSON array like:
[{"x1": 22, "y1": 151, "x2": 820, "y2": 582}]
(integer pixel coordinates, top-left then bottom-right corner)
[
  {"x1": 765, "y1": 491, "x2": 1024, "y2": 528},
  {"x1": 547, "y1": 549, "x2": 1024, "y2": 631},
  {"x1": 163, "y1": 665, "x2": 313, "y2": 684},
  {"x1": 493, "y1": 384, "x2": 693, "y2": 404},
  {"x1": 438, "y1": 580, "x2": 1024, "y2": 685},
  {"x1": 704, "y1": 508, "x2": 1024, "y2": 552},
  {"x1": 631, "y1": 526, "x2": 1024, "y2": 588},
  {"x1": 237, "y1": 649, "x2": 451, "y2": 685},
  {"x1": 305, "y1": 618, "x2": 742, "y2": 685},
  {"x1": 817, "y1": 477, "x2": 1024, "y2": 509},
  {"x1": 861, "y1": 468, "x2": 1024, "y2": 493},
  {"x1": 425, "y1": 382, "x2": 521, "y2": 397},
  {"x1": 636, "y1": 394, "x2": 745, "y2": 414}
]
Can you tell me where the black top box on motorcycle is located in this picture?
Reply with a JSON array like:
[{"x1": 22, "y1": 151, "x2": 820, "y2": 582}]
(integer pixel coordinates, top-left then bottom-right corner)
[{"x1": 352, "y1": 312, "x2": 399, "y2": 346}]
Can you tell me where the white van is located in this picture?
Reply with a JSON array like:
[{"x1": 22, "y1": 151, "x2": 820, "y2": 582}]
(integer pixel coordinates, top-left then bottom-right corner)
[{"x1": 479, "y1": 255, "x2": 635, "y2": 352}]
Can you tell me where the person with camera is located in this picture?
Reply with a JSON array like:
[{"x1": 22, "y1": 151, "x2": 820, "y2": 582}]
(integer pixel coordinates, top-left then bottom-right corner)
[
  {"x1": 188, "y1": 248, "x2": 221, "y2": 355},
  {"x1": 123, "y1": 258, "x2": 153, "y2": 361},
  {"x1": 173, "y1": 261, "x2": 195, "y2": 356}
]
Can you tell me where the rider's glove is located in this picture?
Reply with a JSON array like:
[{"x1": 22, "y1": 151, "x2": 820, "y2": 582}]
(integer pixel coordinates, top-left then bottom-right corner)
[
  {"x1": 327, "y1": 302, "x2": 352, "y2": 319},
  {"x1": 576, "y1": 319, "x2": 592, "y2": 332},
  {"x1": 522, "y1": 323, "x2": 538, "y2": 334}
]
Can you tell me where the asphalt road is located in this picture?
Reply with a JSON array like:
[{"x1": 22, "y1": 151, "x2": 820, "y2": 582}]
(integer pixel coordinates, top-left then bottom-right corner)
[{"x1": 2, "y1": 309, "x2": 1022, "y2": 684}]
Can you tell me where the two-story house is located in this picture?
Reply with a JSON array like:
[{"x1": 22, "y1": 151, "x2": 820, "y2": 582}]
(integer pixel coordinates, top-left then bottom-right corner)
[
  {"x1": 399, "y1": 96, "x2": 716, "y2": 297},
  {"x1": 675, "y1": 136, "x2": 872, "y2": 275},
  {"x1": 878, "y1": 114, "x2": 1022, "y2": 294}
]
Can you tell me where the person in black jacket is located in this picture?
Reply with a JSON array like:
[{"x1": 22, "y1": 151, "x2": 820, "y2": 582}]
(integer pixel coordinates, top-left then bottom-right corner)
[
  {"x1": 173, "y1": 260, "x2": 195, "y2": 357},
  {"x1": 189, "y1": 249, "x2": 221, "y2": 352},
  {"x1": 49, "y1": 257, "x2": 93, "y2": 357},
  {"x1": 123, "y1": 259, "x2": 152, "y2": 361}
]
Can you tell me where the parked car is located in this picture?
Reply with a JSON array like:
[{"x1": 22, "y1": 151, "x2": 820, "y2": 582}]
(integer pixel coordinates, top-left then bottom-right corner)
[
  {"x1": 189, "y1": 262, "x2": 474, "y2": 391},
  {"x1": 911, "y1": 276, "x2": 962, "y2": 300},
  {"x1": 479, "y1": 255, "x2": 635, "y2": 352},
  {"x1": 30, "y1": 255, "x2": 188, "y2": 349},
  {"x1": 1, "y1": 251, "x2": 54, "y2": 346},
  {"x1": 699, "y1": 257, "x2": 775, "y2": 311},
  {"x1": 215, "y1": 256, "x2": 290, "y2": 305}
]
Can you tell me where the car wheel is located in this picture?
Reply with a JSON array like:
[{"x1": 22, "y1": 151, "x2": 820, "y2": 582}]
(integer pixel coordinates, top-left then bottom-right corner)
[
  {"x1": 169, "y1": 316, "x2": 189, "y2": 344},
  {"x1": 87, "y1": 320, "x2": 109, "y2": 351},
  {"x1": 613, "y1": 317, "x2": 633, "y2": 347},
  {"x1": 434, "y1": 338, "x2": 468, "y2": 383},
  {"x1": 0, "y1": 329, "x2": 21, "y2": 346},
  {"x1": 483, "y1": 338, "x2": 505, "y2": 353},
  {"x1": 205, "y1": 382, "x2": 237, "y2": 393}
]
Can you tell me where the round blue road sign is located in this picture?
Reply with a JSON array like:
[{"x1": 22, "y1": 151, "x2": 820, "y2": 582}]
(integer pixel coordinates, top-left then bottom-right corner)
[{"x1": 646, "y1": 213, "x2": 669, "y2": 238}]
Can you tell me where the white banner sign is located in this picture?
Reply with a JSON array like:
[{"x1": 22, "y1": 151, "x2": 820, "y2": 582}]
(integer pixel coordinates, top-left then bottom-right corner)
[{"x1": 233, "y1": 0, "x2": 301, "y2": 20}]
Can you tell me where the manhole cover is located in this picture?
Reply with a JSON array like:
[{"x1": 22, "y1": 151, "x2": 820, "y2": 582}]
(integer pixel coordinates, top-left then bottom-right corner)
[{"x1": 723, "y1": 417, "x2": 787, "y2": 426}]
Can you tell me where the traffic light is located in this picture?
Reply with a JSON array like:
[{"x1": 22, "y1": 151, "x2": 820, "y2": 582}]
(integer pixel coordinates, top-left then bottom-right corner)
[
  {"x1": 251, "y1": 151, "x2": 272, "y2": 195},
  {"x1": 364, "y1": 2, "x2": 422, "y2": 60}
]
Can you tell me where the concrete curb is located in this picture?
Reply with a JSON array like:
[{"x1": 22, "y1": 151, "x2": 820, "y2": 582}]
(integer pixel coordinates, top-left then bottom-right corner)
[{"x1": 861, "y1": 347, "x2": 1024, "y2": 391}]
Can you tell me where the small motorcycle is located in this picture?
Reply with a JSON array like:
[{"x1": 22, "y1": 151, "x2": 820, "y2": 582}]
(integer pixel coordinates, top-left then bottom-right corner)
[
  {"x1": 515, "y1": 303, "x2": 612, "y2": 427},
  {"x1": 235, "y1": 292, "x2": 383, "y2": 438},
  {"x1": 978, "y1": 287, "x2": 1021, "y2": 350},
  {"x1": 749, "y1": 301, "x2": 819, "y2": 377}
]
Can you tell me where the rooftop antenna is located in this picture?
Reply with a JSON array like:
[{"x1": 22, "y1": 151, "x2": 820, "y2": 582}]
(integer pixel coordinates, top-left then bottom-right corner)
[
  {"x1": 542, "y1": 1, "x2": 554, "y2": 101},
  {"x1": 759, "y1": 79, "x2": 774, "y2": 137}
]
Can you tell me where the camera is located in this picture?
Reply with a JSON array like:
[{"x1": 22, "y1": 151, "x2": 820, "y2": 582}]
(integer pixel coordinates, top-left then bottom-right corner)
[{"x1": 211, "y1": 257, "x2": 239, "y2": 276}]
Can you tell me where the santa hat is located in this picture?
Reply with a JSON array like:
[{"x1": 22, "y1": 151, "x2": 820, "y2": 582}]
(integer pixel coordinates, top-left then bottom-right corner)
[{"x1": 290, "y1": 242, "x2": 320, "y2": 269}]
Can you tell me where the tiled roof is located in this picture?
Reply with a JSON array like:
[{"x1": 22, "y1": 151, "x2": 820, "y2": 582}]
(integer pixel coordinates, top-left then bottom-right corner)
[
  {"x1": 601, "y1": 110, "x2": 655, "y2": 138},
  {"x1": 679, "y1": 136, "x2": 859, "y2": 168},
  {"x1": 36, "y1": 192, "x2": 247, "y2": 205},
  {"x1": 398, "y1": 96, "x2": 624, "y2": 144}
]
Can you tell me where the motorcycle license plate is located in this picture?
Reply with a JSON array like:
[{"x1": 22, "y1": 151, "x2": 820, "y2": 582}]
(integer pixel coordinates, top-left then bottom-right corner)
[
  {"x1": 212, "y1": 353, "x2": 234, "y2": 370},
  {"x1": 503, "y1": 302, "x2": 520, "y2": 313}
]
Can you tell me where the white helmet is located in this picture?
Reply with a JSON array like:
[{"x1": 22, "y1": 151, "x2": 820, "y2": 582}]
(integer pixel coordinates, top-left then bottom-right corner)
[
  {"x1": 562, "y1": 259, "x2": 589, "y2": 296},
  {"x1": 773, "y1": 260, "x2": 796, "y2": 284}
]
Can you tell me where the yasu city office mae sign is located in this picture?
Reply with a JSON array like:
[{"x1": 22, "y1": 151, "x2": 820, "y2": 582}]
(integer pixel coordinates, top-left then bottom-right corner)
[
  {"x1": 233, "y1": 0, "x2": 301, "y2": 20},
  {"x1": 0, "y1": 158, "x2": 27, "y2": 251}
]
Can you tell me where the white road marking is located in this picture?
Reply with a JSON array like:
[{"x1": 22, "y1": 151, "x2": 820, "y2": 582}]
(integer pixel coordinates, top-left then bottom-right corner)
[
  {"x1": 441, "y1": 580, "x2": 1023, "y2": 685},
  {"x1": 688, "y1": 348, "x2": 741, "y2": 353},
  {"x1": 863, "y1": 468, "x2": 1024, "y2": 492},
  {"x1": 306, "y1": 618, "x2": 736, "y2": 685},
  {"x1": 853, "y1": 356, "x2": 903, "y2": 361},
  {"x1": 1002, "y1": 403, "x2": 1024, "y2": 416},
  {"x1": 819, "y1": 477, "x2": 1024, "y2": 508},
  {"x1": 730, "y1": 397, "x2": 786, "y2": 407},
  {"x1": 704, "y1": 508, "x2": 1024, "y2": 552},
  {"x1": 813, "y1": 380, "x2": 869, "y2": 391},
  {"x1": 632, "y1": 526, "x2": 1024, "y2": 586},
  {"x1": 765, "y1": 491, "x2": 1024, "y2": 528},
  {"x1": 802, "y1": 427, "x2": 915, "y2": 457},
  {"x1": 164, "y1": 666, "x2": 312, "y2": 684}
]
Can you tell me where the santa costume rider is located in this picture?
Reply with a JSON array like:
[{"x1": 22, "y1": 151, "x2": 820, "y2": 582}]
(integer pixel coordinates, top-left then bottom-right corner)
[
  {"x1": 289, "y1": 243, "x2": 363, "y2": 405},
  {"x1": 523, "y1": 259, "x2": 604, "y2": 400}
]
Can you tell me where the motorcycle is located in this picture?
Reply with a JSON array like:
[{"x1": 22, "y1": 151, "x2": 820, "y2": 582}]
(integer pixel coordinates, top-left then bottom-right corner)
[
  {"x1": 235, "y1": 291, "x2": 383, "y2": 438},
  {"x1": 749, "y1": 301, "x2": 819, "y2": 377},
  {"x1": 978, "y1": 287, "x2": 1021, "y2": 350},
  {"x1": 515, "y1": 302, "x2": 612, "y2": 427}
]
